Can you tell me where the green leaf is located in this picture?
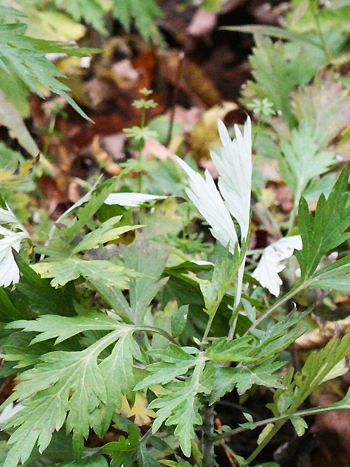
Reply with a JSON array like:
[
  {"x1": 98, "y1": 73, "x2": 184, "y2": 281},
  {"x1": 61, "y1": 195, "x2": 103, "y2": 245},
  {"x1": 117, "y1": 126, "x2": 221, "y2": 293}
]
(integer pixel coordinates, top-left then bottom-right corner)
[
  {"x1": 102, "y1": 424, "x2": 140, "y2": 467},
  {"x1": 123, "y1": 240, "x2": 168, "y2": 324},
  {"x1": 72, "y1": 216, "x2": 140, "y2": 253},
  {"x1": 0, "y1": 288, "x2": 22, "y2": 321},
  {"x1": 200, "y1": 248, "x2": 239, "y2": 318},
  {"x1": 3, "y1": 318, "x2": 140, "y2": 465},
  {"x1": 296, "y1": 168, "x2": 350, "y2": 278},
  {"x1": 0, "y1": 6, "x2": 26, "y2": 18},
  {"x1": 0, "y1": 21, "x2": 97, "y2": 120},
  {"x1": 14, "y1": 252, "x2": 75, "y2": 316},
  {"x1": 223, "y1": 25, "x2": 321, "y2": 48},
  {"x1": 245, "y1": 36, "x2": 315, "y2": 127},
  {"x1": 149, "y1": 357, "x2": 213, "y2": 457},
  {"x1": 7, "y1": 312, "x2": 122, "y2": 344},
  {"x1": 89, "y1": 277, "x2": 133, "y2": 322},
  {"x1": 207, "y1": 312, "x2": 305, "y2": 363},
  {"x1": 290, "y1": 415, "x2": 308, "y2": 436},
  {"x1": 292, "y1": 70, "x2": 350, "y2": 148},
  {"x1": 111, "y1": 0, "x2": 163, "y2": 43},
  {"x1": 212, "y1": 360, "x2": 284, "y2": 398},
  {"x1": 278, "y1": 125, "x2": 335, "y2": 204},
  {"x1": 294, "y1": 331, "x2": 350, "y2": 402},
  {"x1": 309, "y1": 254, "x2": 350, "y2": 292},
  {"x1": 53, "y1": 0, "x2": 107, "y2": 35},
  {"x1": 33, "y1": 258, "x2": 136, "y2": 288},
  {"x1": 206, "y1": 335, "x2": 256, "y2": 363},
  {"x1": 135, "y1": 344, "x2": 197, "y2": 390},
  {"x1": 257, "y1": 423, "x2": 274, "y2": 445},
  {"x1": 62, "y1": 178, "x2": 116, "y2": 243},
  {"x1": 271, "y1": 331, "x2": 350, "y2": 420},
  {"x1": 171, "y1": 305, "x2": 189, "y2": 337}
]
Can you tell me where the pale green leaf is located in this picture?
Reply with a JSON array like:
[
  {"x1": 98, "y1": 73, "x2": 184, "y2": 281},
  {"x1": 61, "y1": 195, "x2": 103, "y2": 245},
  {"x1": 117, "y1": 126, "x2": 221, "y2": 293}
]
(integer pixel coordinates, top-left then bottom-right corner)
[
  {"x1": 290, "y1": 415, "x2": 308, "y2": 436},
  {"x1": 149, "y1": 357, "x2": 213, "y2": 457},
  {"x1": 245, "y1": 36, "x2": 315, "y2": 126},
  {"x1": 123, "y1": 240, "x2": 168, "y2": 324},
  {"x1": 200, "y1": 248, "x2": 240, "y2": 318},
  {"x1": 279, "y1": 125, "x2": 336, "y2": 204},
  {"x1": 33, "y1": 258, "x2": 135, "y2": 288},
  {"x1": 7, "y1": 312, "x2": 121, "y2": 344},
  {"x1": 2, "y1": 318, "x2": 140, "y2": 465},
  {"x1": 309, "y1": 254, "x2": 350, "y2": 292},
  {"x1": 72, "y1": 216, "x2": 140, "y2": 253},
  {"x1": 292, "y1": 70, "x2": 350, "y2": 148},
  {"x1": 257, "y1": 423, "x2": 274, "y2": 445},
  {"x1": 135, "y1": 345, "x2": 197, "y2": 390},
  {"x1": 222, "y1": 25, "x2": 321, "y2": 48}
]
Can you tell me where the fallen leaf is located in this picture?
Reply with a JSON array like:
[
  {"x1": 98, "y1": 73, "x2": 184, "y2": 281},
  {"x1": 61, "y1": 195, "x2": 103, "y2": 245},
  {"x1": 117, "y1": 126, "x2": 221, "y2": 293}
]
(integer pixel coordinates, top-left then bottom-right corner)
[
  {"x1": 294, "y1": 315, "x2": 350, "y2": 350},
  {"x1": 91, "y1": 135, "x2": 122, "y2": 175},
  {"x1": 143, "y1": 138, "x2": 177, "y2": 160},
  {"x1": 191, "y1": 102, "x2": 237, "y2": 159},
  {"x1": 273, "y1": 184, "x2": 293, "y2": 213},
  {"x1": 110, "y1": 59, "x2": 139, "y2": 90},
  {"x1": 187, "y1": 8, "x2": 218, "y2": 37},
  {"x1": 100, "y1": 133, "x2": 127, "y2": 161},
  {"x1": 85, "y1": 78, "x2": 117, "y2": 108}
]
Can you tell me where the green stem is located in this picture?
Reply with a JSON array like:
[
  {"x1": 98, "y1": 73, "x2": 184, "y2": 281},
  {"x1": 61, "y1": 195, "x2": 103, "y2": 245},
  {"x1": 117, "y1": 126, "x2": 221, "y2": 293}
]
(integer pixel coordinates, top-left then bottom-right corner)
[
  {"x1": 287, "y1": 202, "x2": 298, "y2": 234},
  {"x1": 310, "y1": 0, "x2": 331, "y2": 62},
  {"x1": 133, "y1": 325, "x2": 177, "y2": 344},
  {"x1": 212, "y1": 404, "x2": 334, "y2": 443},
  {"x1": 245, "y1": 280, "x2": 309, "y2": 335},
  {"x1": 287, "y1": 188, "x2": 302, "y2": 233},
  {"x1": 245, "y1": 420, "x2": 284, "y2": 465},
  {"x1": 228, "y1": 401, "x2": 326, "y2": 467},
  {"x1": 201, "y1": 315, "x2": 215, "y2": 348},
  {"x1": 228, "y1": 257, "x2": 246, "y2": 340},
  {"x1": 138, "y1": 109, "x2": 147, "y2": 192}
]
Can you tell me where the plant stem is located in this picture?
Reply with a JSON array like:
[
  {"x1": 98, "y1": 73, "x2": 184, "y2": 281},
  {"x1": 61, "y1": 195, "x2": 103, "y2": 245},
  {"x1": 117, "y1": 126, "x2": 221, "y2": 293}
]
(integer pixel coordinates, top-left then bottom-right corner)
[
  {"x1": 202, "y1": 404, "x2": 215, "y2": 467},
  {"x1": 166, "y1": 51, "x2": 185, "y2": 147},
  {"x1": 201, "y1": 315, "x2": 215, "y2": 348},
  {"x1": 213, "y1": 400, "x2": 349, "y2": 464},
  {"x1": 310, "y1": 0, "x2": 331, "y2": 62},
  {"x1": 228, "y1": 258, "x2": 246, "y2": 340},
  {"x1": 245, "y1": 420, "x2": 284, "y2": 465},
  {"x1": 287, "y1": 202, "x2": 298, "y2": 234},
  {"x1": 245, "y1": 280, "x2": 309, "y2": 335},
  {"x1": 138, "y1": 109, "x2": 147, "y2": 192},
  {"x1": 133, "y1": 325, "x2": 177, "y2": 344},
  {"x1": 212, "y1": 404, "x2": 333, "y2": 443}
]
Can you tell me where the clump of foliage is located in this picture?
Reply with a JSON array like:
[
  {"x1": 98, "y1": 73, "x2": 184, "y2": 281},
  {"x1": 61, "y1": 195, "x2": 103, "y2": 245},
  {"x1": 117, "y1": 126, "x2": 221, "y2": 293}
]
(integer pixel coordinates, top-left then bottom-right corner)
[{"x1": 1, "y1": 0, "x2": 350, "y2": 466}]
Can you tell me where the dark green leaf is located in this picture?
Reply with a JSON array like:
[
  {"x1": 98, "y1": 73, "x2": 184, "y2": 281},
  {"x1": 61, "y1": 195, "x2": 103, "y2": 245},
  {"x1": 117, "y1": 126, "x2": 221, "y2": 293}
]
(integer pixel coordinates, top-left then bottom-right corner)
[{"x1": 296, "y1": 168, "x2": 350, "y2": 278}]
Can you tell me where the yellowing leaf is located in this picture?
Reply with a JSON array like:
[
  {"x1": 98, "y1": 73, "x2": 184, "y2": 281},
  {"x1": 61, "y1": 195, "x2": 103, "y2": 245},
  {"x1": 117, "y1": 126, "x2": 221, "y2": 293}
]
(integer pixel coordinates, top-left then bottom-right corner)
[{"x1": 120, "y1": 393, "x2": 155, "y2": 426}]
